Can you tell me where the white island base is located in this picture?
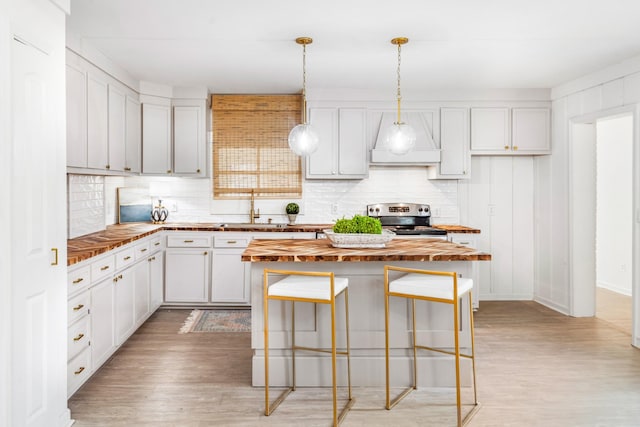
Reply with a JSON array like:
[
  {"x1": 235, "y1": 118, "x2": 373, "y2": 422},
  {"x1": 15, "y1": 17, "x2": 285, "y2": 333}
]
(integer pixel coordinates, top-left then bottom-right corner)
[{"x1": 249, "y1": 260, "x2": 475, "y2": 388}]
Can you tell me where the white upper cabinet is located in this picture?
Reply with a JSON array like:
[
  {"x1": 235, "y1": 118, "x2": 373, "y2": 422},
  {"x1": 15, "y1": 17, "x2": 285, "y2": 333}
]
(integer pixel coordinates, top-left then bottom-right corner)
[
  {"x1": 429, "y1": 107, "x2": 470, "y2": 179},
  {"x1": 511, "y1": 108, "x2": 551, "y2": 153},
  {"x1": 142, "y1": 102, "x2": 172, "y2": 174},
  {"x1": 470, "y1": 107, "x2": 550, "y2": 155},
  {"x1": 306, "y1": 107, "x2": 368, "y2": 179},
  {"x1": 66, "y1": 50, "x2": 142, "y2": 174},
  {"x1": 107, "y1": 85, "x2": 126, "y2": 171},
  {"x1": 141, "y1": 99, "x2": 207, "y2": 177},
  {"x1": 173, "y1": 101, "x2": 206, "y2": 176},
  {"x1": 66, "y1": 62, "x2": 88, "y2": 168},
  {"x1": 125, "y1": 96, "x2": 141, "y2": 173},
  {"x1": 87, "y1": 72, "x2": 109, "y2": 169}
]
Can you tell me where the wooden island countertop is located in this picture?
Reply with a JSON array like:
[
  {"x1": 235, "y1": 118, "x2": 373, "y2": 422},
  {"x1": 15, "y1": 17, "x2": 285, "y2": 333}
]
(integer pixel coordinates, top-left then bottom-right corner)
[{"x1": 241, "y1": 237, "x2": 490, "y2": 262}]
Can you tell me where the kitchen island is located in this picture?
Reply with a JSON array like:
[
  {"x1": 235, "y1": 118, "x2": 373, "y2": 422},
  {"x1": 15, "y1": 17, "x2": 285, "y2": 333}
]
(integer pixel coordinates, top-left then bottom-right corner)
[{"x1": 241, "y1": 237, "x2": 490, "y2": 388}]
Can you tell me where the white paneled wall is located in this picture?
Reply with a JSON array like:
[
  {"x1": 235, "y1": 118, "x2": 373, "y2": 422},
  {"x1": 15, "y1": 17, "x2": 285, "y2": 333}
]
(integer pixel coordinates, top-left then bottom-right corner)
[
  {"x1": 101, "y1": 167, "x2": 459, "y2": 226},
  {"x1": 68, "y1": 174, "x2": 105, "y2": 238}
]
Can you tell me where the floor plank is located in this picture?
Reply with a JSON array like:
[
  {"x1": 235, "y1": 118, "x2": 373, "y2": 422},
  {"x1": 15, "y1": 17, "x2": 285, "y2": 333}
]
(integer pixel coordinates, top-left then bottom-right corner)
[{"x1": 69, "y1": 303, "x2": 640, "y2": 426}]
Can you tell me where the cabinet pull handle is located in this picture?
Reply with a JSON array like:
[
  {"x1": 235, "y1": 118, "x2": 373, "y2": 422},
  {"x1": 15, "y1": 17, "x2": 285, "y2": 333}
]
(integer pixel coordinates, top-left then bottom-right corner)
[
  {"x1": 113, "y1": 277, "x2": 118, "y2": 283},
  {"x1": 100, "y1": 265, "x2": 110, "y2": 271},
  {"x1": 118, "y1": 274, "x2": 123, "y2": 279},
  {"x1": 105, "y1": 165, "x2": 110, "y2": 169},
  {"x1": 73, "y1": 333, "x2": 85, "y2": 342},
  {"x1": 184, "y1": 240, "x2": 194, "y2": 243},
  {"x1": 124, "y1": 256, "x2": 131, "y2": 261},
  {"x1": 51, "y1": 248, "x2": 59, "y2": 266},
  {"x1": 154, "y1": 242, "x2": 160, "y2": 246},
  {"x1": 74, "y1": 366, "x2": 85, "y2": 375},
  {"x1": 227, "y1": 240, "x2": 237, "y2": 244},
  {"x1": 196, "y1": 168, "x2": 201, "y2": 173},
  {"x1": 513, "y1": 145, "x2": 518, "y2": 150},
  {"x1": 73, "y1": 304, "x2": 85, "y2": 311},
  {"x1": 140, "y1": 248, "x2": 147, "y2": 252},
  {"x1": 124, "y1": 167, "x2": 131, "y2": 171},
  {"x1": 504, "y1": 145, "x2": 509, "y2": 150},
  {"x1": 203, "y1": 251, "x2": 208, "y2": 255},
  {"x1": 167, "y1": 169, "x2": 172, "y2": 174},
  {"x1": 72, "y1": 278, "x2": 84, "y2": 284},
  {"x1": 459, "y1": 241, "x2": 470, "y2": 245},
  {"x1": 148, "y1": 256, "x2": 156, "y2": 262}
]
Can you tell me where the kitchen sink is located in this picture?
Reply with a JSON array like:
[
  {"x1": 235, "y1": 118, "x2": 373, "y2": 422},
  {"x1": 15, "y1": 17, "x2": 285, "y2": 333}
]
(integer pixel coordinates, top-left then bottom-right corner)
[{"x1": 218, "y1": 223, "x2": 288, "y2": 229}]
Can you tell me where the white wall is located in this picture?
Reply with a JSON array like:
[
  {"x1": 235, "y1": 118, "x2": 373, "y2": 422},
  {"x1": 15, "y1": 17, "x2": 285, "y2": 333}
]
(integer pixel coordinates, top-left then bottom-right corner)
[{"x1": 596, "y1": 115, "x2": 633, "y2": 295}]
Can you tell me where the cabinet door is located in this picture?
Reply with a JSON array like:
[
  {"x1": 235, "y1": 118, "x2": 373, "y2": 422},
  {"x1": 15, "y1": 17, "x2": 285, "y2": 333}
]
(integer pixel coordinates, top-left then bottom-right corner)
[
  {"x1": 149, "y1": 251, "x2": 164, "y2": 311},
  {"x1": 125, "y1": 96, "x2": 141, "y2": 173},
  {"x1": 133, "y1": 259, "x2": 150, "y2": 326},
  {"x1": 142, "y1": 103, "x2": 172, "y2": 174},
  {"x1": 470, "y1": 107, "x2": 510, "y2": 153},
  {"x1": 87, "y1": 72, "x2": 109, "y2": 169},
  {"x1": 90, "y1": 277, "x2": 116, "y2": 370},
  {"x1": 439, "y1": 108, "x2": 469, "y2": 177},
  {"x1": 66, "y1": 63, "x2": 87, "y2": 168},
  {"x1": 337, "y1": 108, "x2": 367, "y2": 177},
  {"x1": 114, "y1": 269, "x2": 135, "y2": 345},
  {"x1": 211, "y1": 248, "x2": 249, "y2": 304},
  {"x1": 165, "y1": 249, "x2": 210, "y2": 302},
  {"x1": 512, "y1": 108, "x2": 550, "y2": 153},
  {"x1": 173, "y1": 105, "x2": 203, "y2": 175},
  {"x1": 306, "y1": 108, "x2": 337, "y2": 177},
  {"x1": 108, "y1": 85, "x2": 126, "y2": 171}
]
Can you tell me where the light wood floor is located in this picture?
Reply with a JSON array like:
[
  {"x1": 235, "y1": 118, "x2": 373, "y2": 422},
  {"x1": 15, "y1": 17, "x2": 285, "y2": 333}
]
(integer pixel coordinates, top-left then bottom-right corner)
[
  {"x1": 596, "y1": 287, "x2": 632, "y2": 335},
  {"x1": 69, "y1": 302, "x2": 640, "y2": 426}
]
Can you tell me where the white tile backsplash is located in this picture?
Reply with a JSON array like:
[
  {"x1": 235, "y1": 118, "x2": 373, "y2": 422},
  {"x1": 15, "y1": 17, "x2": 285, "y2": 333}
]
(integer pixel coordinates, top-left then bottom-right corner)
[
  {"x1": 68, "y1": 174, "x2": 106, "y2": 238},
  {"x1": 101, "y1": 166, "x2": 459, "y2": 226}
]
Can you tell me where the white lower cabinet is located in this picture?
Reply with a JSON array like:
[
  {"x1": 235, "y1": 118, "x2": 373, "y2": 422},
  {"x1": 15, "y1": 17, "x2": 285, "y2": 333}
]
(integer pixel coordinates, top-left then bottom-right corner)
[
  {"x1": 114, "y1": 268, "x2": 135, "y2": 345},
  {"x1": 212, "y1": 234, "x2": 251, "y2": 304},
  {"x1": 67, "y1": 234, "x2": 165, "y2": 398},
  {"x1": 90, "y1": 277, "x2": 115, "y2": 369},
  {"x1": 165, "y1": 249, "x2": 211, "y2": 303}
]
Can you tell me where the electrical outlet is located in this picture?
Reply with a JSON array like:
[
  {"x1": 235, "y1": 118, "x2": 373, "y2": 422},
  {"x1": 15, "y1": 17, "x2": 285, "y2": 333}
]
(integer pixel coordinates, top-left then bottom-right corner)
[
  {"x1": 171, "y1": 203, "x2": 178, "y2": 213},
  {"x1": 432, "y1": 207, "x2": 441, "y2": 217},
  {"x1": 331, "y1": 203, "x2": 338, "y2": 215}
]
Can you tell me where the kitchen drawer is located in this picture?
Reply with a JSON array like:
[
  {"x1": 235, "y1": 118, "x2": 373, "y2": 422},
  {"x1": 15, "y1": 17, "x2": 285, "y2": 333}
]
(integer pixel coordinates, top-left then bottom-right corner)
[
  {"x1": 134, "y1": 241, "x2": 150, "y2": 260},
  {"x1": 115, "y1": 247, "x2": 135, "y2": 270},
  {"x1": 149, "y1": 236, "x2": 163, "y2": 251},
  {"x1": 167, "y1": 234, "x2": 212, "y2": 248},
  {"x1": 68, "y1": 315, "x2": 90, "y2": 361},
  {"x1": 91, "y1": 255, "x2": 115, "y2": 282},
  {"x1": 67, "y1": 291, "x2": 90, "y2": 325},
  {"x1": 67, "y1": 346, "x2": 91, "y2": 397},
  {"x1": 213, "y1": 235, "x2": 251, "y2": 248},
  {"x1": 68, "y1": 265, "x2": 91, "y2": 296}
]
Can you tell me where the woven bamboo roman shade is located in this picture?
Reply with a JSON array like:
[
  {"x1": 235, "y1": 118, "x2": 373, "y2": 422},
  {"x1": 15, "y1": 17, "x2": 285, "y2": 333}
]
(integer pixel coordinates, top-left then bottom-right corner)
[{"x1": 212, "y1": 94, "x2": 302, "y2": 199}]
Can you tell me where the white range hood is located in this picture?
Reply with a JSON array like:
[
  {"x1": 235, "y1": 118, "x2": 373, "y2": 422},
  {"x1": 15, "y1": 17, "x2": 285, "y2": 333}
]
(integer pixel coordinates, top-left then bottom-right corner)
[{"x1": 370, "y1": 111, "x2": 441, "y2": 164}]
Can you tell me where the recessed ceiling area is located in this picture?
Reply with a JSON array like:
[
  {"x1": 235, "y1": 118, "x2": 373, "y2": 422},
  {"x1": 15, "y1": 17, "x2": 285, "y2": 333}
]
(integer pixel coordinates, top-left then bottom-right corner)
[{"x1": 66, "y1": 0, "x2": 640, "y2": 94}]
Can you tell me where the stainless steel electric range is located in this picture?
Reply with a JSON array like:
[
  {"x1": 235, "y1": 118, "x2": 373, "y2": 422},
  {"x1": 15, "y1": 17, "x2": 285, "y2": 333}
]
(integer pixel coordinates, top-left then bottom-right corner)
[{"x1": 366, "y1": 202, "x2": 447, "y2": 239}]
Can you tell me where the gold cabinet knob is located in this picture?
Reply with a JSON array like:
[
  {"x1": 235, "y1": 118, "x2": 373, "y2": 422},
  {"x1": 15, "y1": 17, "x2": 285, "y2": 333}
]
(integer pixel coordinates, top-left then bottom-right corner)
[
  {"x1": 513, "y1": 145, "x2": 518, "y2": 150},
  {"x1": 504, "y1": 145, "x2": 509, "y2": 150},
  {"x1": 73, "y1": 333, "x2": 85, "y2": 342}
]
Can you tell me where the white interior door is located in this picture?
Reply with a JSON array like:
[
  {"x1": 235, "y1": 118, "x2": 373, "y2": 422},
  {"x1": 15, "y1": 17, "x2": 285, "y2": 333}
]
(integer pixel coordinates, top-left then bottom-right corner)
[{"x1": 10, "y1": 35, "x2": 68, "y2": 427}]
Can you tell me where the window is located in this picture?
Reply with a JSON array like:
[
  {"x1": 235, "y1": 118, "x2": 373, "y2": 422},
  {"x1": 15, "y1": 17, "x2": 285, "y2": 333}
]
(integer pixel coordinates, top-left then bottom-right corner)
[{"x1": 212, "y1": 94, "x2": 302, "y2": 199}]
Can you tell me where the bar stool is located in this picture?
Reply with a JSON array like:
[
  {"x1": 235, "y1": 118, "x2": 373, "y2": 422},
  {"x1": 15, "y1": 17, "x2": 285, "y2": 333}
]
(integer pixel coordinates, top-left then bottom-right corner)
[
  {"x1": 263, "y1": 269, "x2": 355, "y2": 426},
  {"x1": 383, "y1": 266, "x2": 479, "y2": 426}
]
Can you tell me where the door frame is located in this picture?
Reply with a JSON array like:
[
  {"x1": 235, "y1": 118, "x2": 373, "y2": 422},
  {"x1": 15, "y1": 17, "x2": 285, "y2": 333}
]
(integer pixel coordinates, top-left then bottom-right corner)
[{"x1": 568, "y1": 104, "x2": 639, "y2": 348}]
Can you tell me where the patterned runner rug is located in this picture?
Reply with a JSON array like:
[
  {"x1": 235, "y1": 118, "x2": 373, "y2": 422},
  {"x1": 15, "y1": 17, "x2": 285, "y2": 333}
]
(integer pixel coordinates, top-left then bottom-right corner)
[{"x1": 179, "y1": 309, "x2": 251, "y2": 333}]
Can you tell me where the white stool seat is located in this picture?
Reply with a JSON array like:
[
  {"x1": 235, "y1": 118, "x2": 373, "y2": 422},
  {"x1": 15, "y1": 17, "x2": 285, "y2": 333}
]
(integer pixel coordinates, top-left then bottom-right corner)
[
  {"x1": 269, "y1": 275, "x2": 348, "y2": 301},
  {"x1": 389, "y1": 273, "x2": 473, "y2": 301}
]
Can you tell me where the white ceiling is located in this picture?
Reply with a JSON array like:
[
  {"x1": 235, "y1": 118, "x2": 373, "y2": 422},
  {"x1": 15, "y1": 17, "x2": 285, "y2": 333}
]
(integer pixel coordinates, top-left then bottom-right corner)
[{"x1": 66, "y1": 0, "x2": 640, "y2": 95}]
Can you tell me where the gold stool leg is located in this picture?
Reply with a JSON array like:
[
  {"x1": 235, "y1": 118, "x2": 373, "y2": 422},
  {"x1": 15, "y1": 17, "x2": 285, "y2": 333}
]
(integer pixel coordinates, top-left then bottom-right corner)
[
  {"x1": 454, "y1": 296, "x2": 462, "y2": 427},
  {"x1": 264, "y1": 274, "x2": 270, "y2": 416},
  {"x1": 469, "y1": 292, "x2": 478, "y2": 405},
  {"x1": 331, "y1": 293, "x2": 338, "y2": 426},
  {"x1": 292, "y1": 300, "x2": 296, "y2": 391},
  {"x1": 345, "y1": 287, "x2": 352, "y2": 401}
]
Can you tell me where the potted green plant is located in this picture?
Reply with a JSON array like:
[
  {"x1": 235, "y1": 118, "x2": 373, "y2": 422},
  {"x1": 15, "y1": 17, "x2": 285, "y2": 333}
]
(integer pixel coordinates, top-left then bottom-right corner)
[{"x1": 285, "y1": 202, "x2": 299, "y2": 224}]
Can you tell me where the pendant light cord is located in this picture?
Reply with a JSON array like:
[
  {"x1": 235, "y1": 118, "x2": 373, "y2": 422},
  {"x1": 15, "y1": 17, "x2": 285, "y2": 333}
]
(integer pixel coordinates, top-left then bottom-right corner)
[
  {"x1": 396, "y1": 42, "x2": 402, "y2": 124},
  {"x1": 302, "y1": 42, "x2": 308, "y2": 123}
]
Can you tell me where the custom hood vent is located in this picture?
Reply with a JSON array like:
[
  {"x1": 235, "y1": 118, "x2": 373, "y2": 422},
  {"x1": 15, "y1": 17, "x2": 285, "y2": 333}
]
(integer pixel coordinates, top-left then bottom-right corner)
[{"x1": 370, "y1": 111, "x2": 441, "y2": 164}]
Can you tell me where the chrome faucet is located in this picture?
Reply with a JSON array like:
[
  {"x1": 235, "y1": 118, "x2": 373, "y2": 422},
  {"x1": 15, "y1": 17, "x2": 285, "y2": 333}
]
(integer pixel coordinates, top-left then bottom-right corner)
[{"x1": 250, "y1": 189, "x2": 260, "y2": 224}]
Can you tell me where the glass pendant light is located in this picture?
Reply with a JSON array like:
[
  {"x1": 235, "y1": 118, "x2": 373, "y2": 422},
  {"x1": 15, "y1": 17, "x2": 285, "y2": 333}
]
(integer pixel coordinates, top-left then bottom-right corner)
[
  {"x1": 384, "y1": 37, "x2": 416, "y2": 155},
  {"x1": 288, "y1": 37, "x2": 320, "y2": 156}
]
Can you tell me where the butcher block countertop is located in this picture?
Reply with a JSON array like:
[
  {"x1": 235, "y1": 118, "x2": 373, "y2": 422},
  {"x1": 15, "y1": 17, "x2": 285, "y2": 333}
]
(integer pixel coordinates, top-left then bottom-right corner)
[
  {"x1": 241, "y1": 238, "x2": 491, "y2": 262},
  {"x1": 432, "y1": 224, "x2": 481, "y2": 233},
  {"x1": 67, "y1": 222, "x2": 331, "y2": 266},
  {"x1": 67, "y1": 222, "x2": 481, "y2": 266}
]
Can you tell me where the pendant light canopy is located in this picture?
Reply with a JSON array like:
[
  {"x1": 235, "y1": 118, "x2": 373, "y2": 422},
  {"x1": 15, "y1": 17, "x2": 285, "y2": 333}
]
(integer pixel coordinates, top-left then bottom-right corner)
[
  {"x1": 383, "y1": 37, "x2": 416, "y2": 155},
  {"x1": 288, "y1": 37, "x2": 320, "y2": 157}
]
